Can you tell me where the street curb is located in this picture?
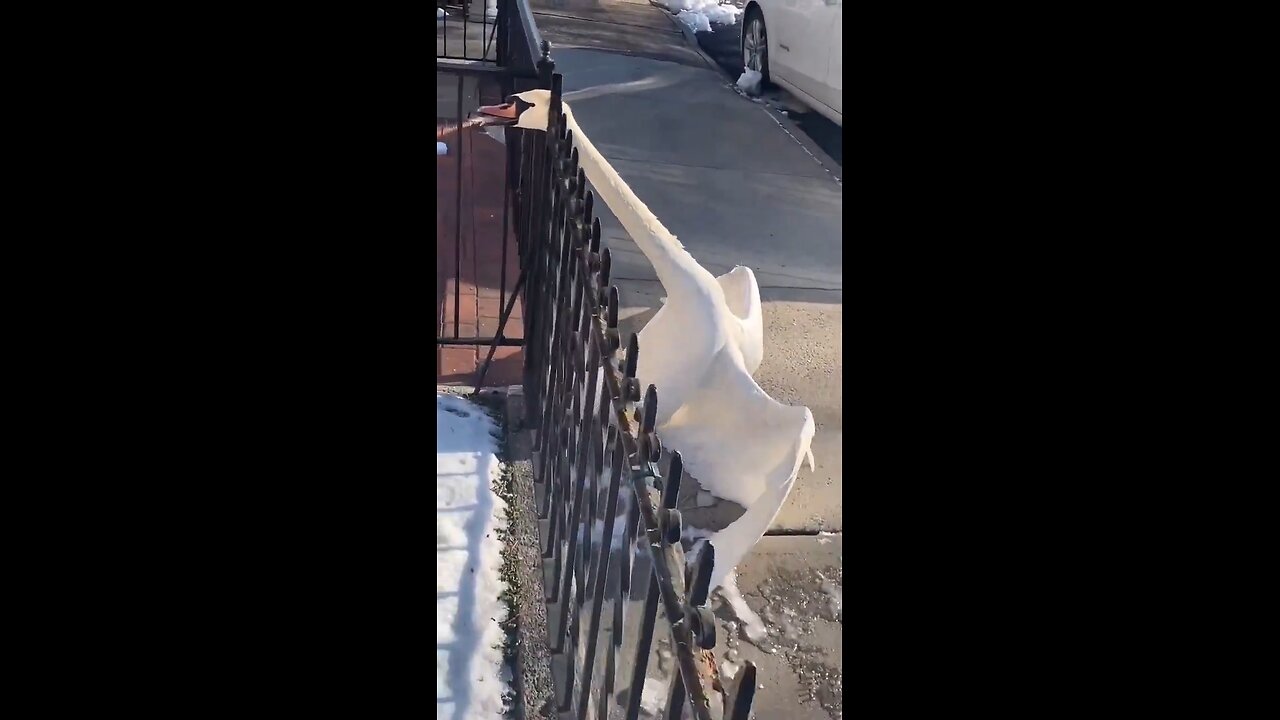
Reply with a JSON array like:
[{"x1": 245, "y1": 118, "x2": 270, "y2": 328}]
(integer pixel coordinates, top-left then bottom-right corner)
[
  {"x1": 647, "y1": 1, "x2": 737, "y2": 80},
  {"x1": 499, "y1": 387, "x2": 554, "y2": 720},
  {"x1": 755, "y1": 104, "x2": 844, "y2": 185},
  {"x1": 645, "y1": 2, "x2": 843, "y2": 183}
]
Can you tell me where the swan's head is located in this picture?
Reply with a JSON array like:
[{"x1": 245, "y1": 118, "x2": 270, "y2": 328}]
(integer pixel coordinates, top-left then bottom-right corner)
[{"x1": 472, "y1": 89, "x2": 552, "y2": 131}]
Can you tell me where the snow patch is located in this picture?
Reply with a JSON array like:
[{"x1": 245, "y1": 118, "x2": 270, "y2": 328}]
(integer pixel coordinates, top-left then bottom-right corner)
[
  {"x1": 437, "y1": 393, "x2": 510, "y2": 720},
  {"x1": 819, "y1": 572, "x2": 843, "y2": 622},
  {"x1": 665, "y1": 0, "x2": 742, "y2": 34},
  {"x1": 437, "y1": 141, "x2": 447, "y2": 156},
  {"x1": 736, "y1": 69, "x2": 762, "y2": 96},
  {"x1": 639, "y1": 675, "x2": 671, "y2": 718},
  {"x1": 675, "y1": 10, "x2": 712, "y2": 34}
]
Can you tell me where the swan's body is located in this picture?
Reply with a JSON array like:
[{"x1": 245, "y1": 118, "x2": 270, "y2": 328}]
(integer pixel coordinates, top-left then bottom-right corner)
[{"x1": 489, "y1": 89, "x2": 815, "y2": 591}]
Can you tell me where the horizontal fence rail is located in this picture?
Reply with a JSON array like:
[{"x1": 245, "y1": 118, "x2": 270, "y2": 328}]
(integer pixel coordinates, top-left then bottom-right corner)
[{"x1": 513, "y1": 64, "x2": 758, "y2": 720}]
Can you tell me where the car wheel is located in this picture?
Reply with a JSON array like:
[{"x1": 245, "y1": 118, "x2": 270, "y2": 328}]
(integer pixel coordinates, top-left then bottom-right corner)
[{"x1": 741, "y1": 9, "x2": 771, "y2": 87}]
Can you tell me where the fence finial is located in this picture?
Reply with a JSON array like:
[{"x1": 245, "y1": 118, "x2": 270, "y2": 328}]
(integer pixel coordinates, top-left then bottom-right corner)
[{"x1": 540, "y1": 39, "x2": 551, "y2": 59}]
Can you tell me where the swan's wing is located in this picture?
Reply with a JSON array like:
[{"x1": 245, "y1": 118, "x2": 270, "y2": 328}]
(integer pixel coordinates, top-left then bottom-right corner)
[
  {"x1": 636, "y1": 266, "x2": 763, "y2": 427},
  {"x1": 715, "y1": 266, "x2": 763, "y2": 375},
  {"x1": 657, "y1": 342, "x2": 815, "y2": 591},
  {"x1": 659, "y1": 343, "x2": 813, "y2": 507}
]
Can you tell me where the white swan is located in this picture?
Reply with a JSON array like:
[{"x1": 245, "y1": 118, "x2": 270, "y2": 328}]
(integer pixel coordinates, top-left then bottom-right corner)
[{"x1": 474, "y1": 90, "x2": 815, "y2": 591}]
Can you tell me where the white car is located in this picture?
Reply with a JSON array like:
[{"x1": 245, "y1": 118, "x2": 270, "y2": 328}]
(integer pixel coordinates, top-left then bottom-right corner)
[{"x1": 740, "y1": 0, "x2": 842, "y2": 126}]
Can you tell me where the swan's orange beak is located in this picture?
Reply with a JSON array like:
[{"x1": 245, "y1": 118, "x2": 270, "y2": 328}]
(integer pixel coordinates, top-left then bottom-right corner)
[{"x1": 471, "y1": 97, "x2": 531, "y2": 126}]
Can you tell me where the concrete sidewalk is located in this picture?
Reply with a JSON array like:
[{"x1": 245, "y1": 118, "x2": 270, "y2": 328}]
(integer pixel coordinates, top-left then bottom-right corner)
[
  {"x1": 714, "y1": 535, "x2": 843, "y2": 719},
  {"x1": 541, "y1": 11, "x2": 843, "y2": 534}
]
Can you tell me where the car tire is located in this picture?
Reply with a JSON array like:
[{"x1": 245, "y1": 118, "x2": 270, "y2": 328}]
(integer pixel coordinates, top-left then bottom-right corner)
[{"x1": 741, "y1": 8, "x2": 771, "y2": 88}]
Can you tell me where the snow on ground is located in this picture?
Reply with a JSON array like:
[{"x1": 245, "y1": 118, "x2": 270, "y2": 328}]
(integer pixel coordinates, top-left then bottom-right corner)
[
  {"x1": 663, "y1": 0, "x2": 742, "y2": 34},
  {"x1": 674, "y1": 10, "x2": 712, "y2": 33},
  {"x1": 437, "y1": 393, "x2": 510, "y2": 720},
  {"x1": 736, "y1": 69, "x2": 762, "y2": 95}
]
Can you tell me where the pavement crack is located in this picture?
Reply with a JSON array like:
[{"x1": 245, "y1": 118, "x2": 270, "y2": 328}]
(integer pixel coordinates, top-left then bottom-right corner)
[
  {"x1": 611, "y1": 276, "x2": 842, "y2": 293},
  {"x1": 756, "y1": 106, "x2": 842, "y2": 185}
]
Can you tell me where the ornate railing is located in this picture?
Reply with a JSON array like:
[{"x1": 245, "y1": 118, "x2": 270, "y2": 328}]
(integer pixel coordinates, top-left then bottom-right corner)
[
  {"x1": 435, "y1": 0, "x2": 545, "y2": 377},
  {"x1": 511, "y1": 60, "x2": 759, "y2": 720},
  {"x1": 436, "y1": 0, "x2": 543, "y2": 74}
]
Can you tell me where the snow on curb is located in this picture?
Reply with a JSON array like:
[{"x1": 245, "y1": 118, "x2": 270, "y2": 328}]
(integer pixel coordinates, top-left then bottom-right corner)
[
  {"x1": 660, "y1": 0, "x2": 742, "y2": 34},
  {"x1": 437, "y1": 393, "x2": 511, "y2": 719},
  {"x1": 735, "y1": 69, "x2": 762, "y2": 95}
]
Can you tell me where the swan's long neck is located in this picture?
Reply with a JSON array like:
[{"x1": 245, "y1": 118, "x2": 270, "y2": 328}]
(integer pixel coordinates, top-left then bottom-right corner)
[{"x1": 560, "y1": 102, "x2": 717, "y2": 298}]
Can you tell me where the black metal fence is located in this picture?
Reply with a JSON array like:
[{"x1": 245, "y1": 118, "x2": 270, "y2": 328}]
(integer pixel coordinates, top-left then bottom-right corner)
[
  {"x1": 435, "y1": 64, "x2": 520, "y2": 354},
  {"x1": 436, "y1": 0, "x2": 545, "y2": 383},
  {"x1": 437, "y1": 0, "x2": 543, "y2": 78},
  {"x1": 439, "y1": 5, "x2": 755, "y2": 711},
  {"x1": 512, "y1": 67, "x2": 759, "y2": 719},
  {"x1": 437, "y1": 1, "x2": 498, "y2": 63}
]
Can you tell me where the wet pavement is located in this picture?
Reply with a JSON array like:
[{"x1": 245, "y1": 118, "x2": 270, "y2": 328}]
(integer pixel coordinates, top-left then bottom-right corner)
[{"x1": 713, "y1": 535, "x2": 843, "y2": 719}]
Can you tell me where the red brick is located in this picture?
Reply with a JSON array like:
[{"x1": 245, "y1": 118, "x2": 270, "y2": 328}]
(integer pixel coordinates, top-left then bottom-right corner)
[
  {"x1": 442, "y1": 287, "x2": 479, "y2": 326},
  {"x1": 476, "y1": 284, "x2": 505, "y2": 299},
  {"x1": 439, "y1": 323, "x2": 486, "y2": 341},
  {"x1": 473, "y1": 236, "x2": 510, "y2": 263},
  {"x1": 438, "y1": 346, "x2": 477, "y2": 383},
  {"x1": 440, "y1": 298, "x2": 480, "y2": 330},
  {"x1": 478, "y1": 315, "x2": 526, "y2": 340},
  {"x1": 474, "y1": 265, "x2": 510, "y2": 293},
  {"x1": 441, "y1": 278, "x2": 481, "y2": 299},
  {"x1": 476, "y1": 296, "x2": 505, "y2": 319},
  {"x1": 478, "y1": 345, "x2": 524, "y2": 387},
  {"x1": 438, "y1": 116, "x2": 525, "y2": 386}
]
